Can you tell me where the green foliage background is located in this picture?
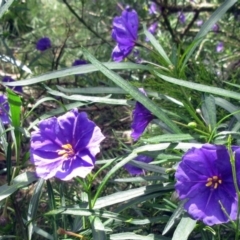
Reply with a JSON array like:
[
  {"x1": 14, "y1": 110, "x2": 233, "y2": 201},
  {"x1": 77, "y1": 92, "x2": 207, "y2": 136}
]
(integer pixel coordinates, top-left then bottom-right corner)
[{"x1": 0, "y1": 0, "x2": 239, "y2": 239}]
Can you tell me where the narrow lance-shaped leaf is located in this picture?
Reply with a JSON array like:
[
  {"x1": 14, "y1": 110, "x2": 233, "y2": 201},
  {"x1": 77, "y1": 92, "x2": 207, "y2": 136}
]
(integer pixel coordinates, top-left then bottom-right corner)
[
  {"x1": 7, "y1": 89, "x2": 22, "y2": 163},
  {"x1": 155, "y1": 72, "x2": 240, "y2": 101},
  {"x1": 3, "y1": 62, "x2": 150, "y2": 86},
  {"x1": 82, "y1": 48, "x2": 181, "y2": 134},
  {"x1": 143, "y1": 24, "x2": 172, "y2": 66},
  {"x1": 0, "y1": 0, "x2": 15, "y2": 19}
]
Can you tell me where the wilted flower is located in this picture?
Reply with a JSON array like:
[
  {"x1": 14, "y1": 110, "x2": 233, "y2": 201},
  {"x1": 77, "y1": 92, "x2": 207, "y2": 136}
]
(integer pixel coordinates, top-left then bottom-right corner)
[
  {"x1": 175, "y1": 144, "x2": 240, "y2": 226},
  {"x1": 0, "y1": 95, "x2": 10, "y2": 125},
  {"x1": 216, "y1": 42, "x2": 224, "y2": 53},
  {"x1": 212, "y1": 23, "x2": 219, "y2": 33},
  {"x1": 36, "y1": 37, "x2": 52, "y2": 51},
  {"x1": 145, "y1": 22, "x2": 158, "y2": 42},
  {"x1": 111, "y1": 7, "x2": 139, "y2": 62},
  {"x1": 131, "y1": 88, "x2": 154, "y2": 141},
  {"x1": 178, "y1": 12, "x2": 186, "y2": 24},
  {"x1": 72, "y1": 59, "x2": 87, "y2": 66},
  {"x1": 30, "y1": 108, "x2": 105, "y2": 180},
  {"x1": 124, "y1": 155, "x2": 153, "y2": 175},
  {"x1": 149, "y1": 2, "x2": 159, "y2": 15},
  {"x1": 2, "y1": 76, "x2": 22, "y2": 93}
]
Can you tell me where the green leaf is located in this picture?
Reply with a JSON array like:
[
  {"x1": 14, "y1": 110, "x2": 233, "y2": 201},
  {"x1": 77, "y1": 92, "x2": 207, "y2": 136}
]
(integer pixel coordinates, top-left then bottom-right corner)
[
  {"x1": 91, "y1": 217, "x2": 107, "y2": 240},
  {"x1": 6, "y1": 143, "x2": 12, "y2": 185},
  {"x1": 133, "y1": 142, "x2": 202, "y2": 154},
  {"x1": 7, "y1": 89, "x2": 22, "y2": 162},
  {"x1": 155, "y1": 72, "x2": 240, "y2": 101},
  {"x1": 143, "y1": 25, "x2": 172, "y2": 66},
  {"x1": 201, "y1": 94, "x2": 216, "y2": 130},
  {"x1": 115, "y1": 192, "x2": 169, "y2": 214},
  {"x1": 0, "y1": 172, "x2": 38, "y2": 201},
  {"x1": 128, "y1": 160, "x2": 167, "y2": 174},
  {"x1": 57, "y1": 86, "x2": 126, "y2": 95},
  {"x1": 7, "y1": 89, "x2": 21, "y2": 128},
  {"x1": 94, "y1": 184, "x2": 173, "y2": 209},
  {"x1": 172, "y1": 216, "x2": 197, "y2": 240},
  {"x1": 47, "y1": 87, "x2": 131, "y2": 106},
  {"x1": 47, "y1": 208, "x2": 169, "y2": 225},
  {"x1": 23, "y1": 219, "x2": 54, "y2": 240},
  {"x1": 3, "y1": 62, "x2": 150, "y2": 86},
  {"x1": 28, "y1": 178, "x2": 45, "y2": 240},
  {"x1": 110, "y1": 232, "x2": 170, "y2": 240},
  {"x1": 46, "y1": 180, "x2": 57, "y2": 240},
  {"x1": 142, "y1": 134, "x2": 194, "y2": 143},
  {"x1": 112, "y1": 176, "x2": 166, "y2": 183},
  {"x1": 215, "y1": 97, "x2": 240, "y2": 122},
  {"x1": 162, "y1": 201, "x2": 185, "y2": 235},
  {"x1": 0, "y1": 118, "x2": 8, "y2": 154},
  {"x1": 0, "y1": 0, "x2": 15, "y2": 19},
  {"x1": 82, "y1": 48, "x2": 181, "y2": 134}
]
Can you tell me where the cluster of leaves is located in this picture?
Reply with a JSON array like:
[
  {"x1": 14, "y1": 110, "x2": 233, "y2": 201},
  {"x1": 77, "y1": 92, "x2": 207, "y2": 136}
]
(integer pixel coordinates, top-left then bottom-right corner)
[{"x1": 0, "y1": 0, "x2": 240, "y2": 239}]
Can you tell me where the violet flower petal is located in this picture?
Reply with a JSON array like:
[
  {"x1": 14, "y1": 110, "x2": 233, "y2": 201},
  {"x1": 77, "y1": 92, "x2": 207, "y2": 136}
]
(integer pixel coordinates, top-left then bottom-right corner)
[
  {"x1": 111, "y1": 44, "x2": 133, "y2": 62},
  {"x1": 36, "y1": 37, "x2": 52, "y2": 51},
  {"x1": 72, "y1": 59, "x2": 87, "y2": 66},
  {"x1": 216, "y1": 42, "x2": 224, "y2": 53},
  {"x1": 149, "y1": 2, "x2": 159, "y2": 15},
  {"x1": 145, "y1": 22, "x2": 158, "y2": 41},
  {"x1": 175, "y1": 144, "x2": 240, "y2": 225},
  {"x1": 2, "y1": 76, "x2": 23, "y2": 93},
  {"x1": 131, "y1": 88, "x2": 154, "y2": 141},
  {"x1": 30, "y1": 108, "x2": 105, "y2": 180},
  {"x1": 212, "y1": 23, "x2": 220, "y2": 33},
  {"x1": 0, "y1": 95, "x2": 10, "y2": 125},
  {"x1": 111, "y1": 7, "x2": 139, "y2": 62},
  {"x1": 178, "y1": 12, "x2": 186, "y2": 24}
]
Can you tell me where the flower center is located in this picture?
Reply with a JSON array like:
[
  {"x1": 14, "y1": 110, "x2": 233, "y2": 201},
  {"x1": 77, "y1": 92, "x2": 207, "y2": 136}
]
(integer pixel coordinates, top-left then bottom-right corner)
[
  {"x1": 205, "y1": 175, "x2": 222, "y2": 189},
  {"x1": 57, "y1": 143, "x2": 75, "y2": 159}
]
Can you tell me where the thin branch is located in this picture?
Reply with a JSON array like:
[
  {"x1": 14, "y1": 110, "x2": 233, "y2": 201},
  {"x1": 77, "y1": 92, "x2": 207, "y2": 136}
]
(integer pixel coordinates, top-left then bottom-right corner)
[
  {"x1": 62, "y1": 0, "x2": 112, "y2": 47},
  {"x1": 181, "y1": 11, "x2": 199, "y2": 37}
]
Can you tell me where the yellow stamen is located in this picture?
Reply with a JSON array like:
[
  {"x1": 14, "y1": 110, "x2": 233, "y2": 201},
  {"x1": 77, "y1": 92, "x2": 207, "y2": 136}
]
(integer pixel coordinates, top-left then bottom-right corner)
[
  {"x1": 205, "y1": 175, "x2": 222, "y2": 189},
  {"x1": 62, "y1": 144, "x2": 73, "y2": 150},
  {"x1": 205, "y1": 181, "x2": 212, "y2": 187},
  {"x1": 57, "y1": 143, "x2": 74, "y2": 158}
]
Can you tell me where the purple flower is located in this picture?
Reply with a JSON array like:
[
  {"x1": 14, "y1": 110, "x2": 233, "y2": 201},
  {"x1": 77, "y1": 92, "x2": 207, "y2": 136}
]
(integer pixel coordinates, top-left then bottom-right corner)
[
  {"x1": 175, "y1": 144, "x2": 240, "y2": 226},
  {"x1": 2, "y1": 76, "x2": 22, "y2": 93},
  {"x1": 212, "y1": 23, "x2": 219, "y2": 33},
  {"x1": 131, "y1": 88, "x2": 154, "y2": 141},
  {"x1": 146, "y1": 22, "x2": 158, "y2": 42},
  {"x1": 196, "y1": 19, "x2": 203, "y2": 26},
  {"x1": 36, "y1": 37, "x2": 52, "y2": 51},
  {"x1": 30, "y1": 108, "x2": 105, "y2": 180},
  {"x1": 178, "y1": 12, "x2": 186, "y2": 24},
  {"x1": 216, "y1": 42, "x2": 224, "y2": 53},
  {"x1": 72, "y1": 59, "x2": 87, "y2": 76},
  {"x1": 124, "y1": 155, "x2": 153, "y2": 175},
  {"x1": 111, "y1": 7, "x2": 139, "y2": 62},
  {"x1": 149, "y1": 2, "x2": 159, "y2": 15},
  {"x1": 72, "y1": 59, "x2": 87, "y2": 66},
  {"x1": 0, "y1": 95, "x2": 10, "y2": 125}
]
